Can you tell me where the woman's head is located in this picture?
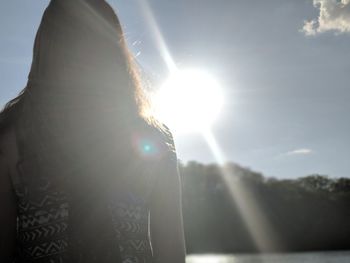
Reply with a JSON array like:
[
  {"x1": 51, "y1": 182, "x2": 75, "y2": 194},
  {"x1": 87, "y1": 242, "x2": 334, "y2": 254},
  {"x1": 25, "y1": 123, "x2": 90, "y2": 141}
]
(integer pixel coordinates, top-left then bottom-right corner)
[
  {"x1": 31, "y1": 1, "x2": 122, "y2": 81},
  {"x1": 28, "y1": 0, "x2": 151, "y2": 120}
]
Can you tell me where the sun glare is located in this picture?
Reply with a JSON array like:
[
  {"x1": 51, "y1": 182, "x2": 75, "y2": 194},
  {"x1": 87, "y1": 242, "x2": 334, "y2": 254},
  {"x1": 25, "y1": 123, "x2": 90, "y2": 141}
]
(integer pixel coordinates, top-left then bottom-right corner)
[
  {"x1": 152, "y1": 69, "x2": 224, "y2": 134},
  {"x1": 140, "y1": 1, "x2": 279, "y2": 253}
]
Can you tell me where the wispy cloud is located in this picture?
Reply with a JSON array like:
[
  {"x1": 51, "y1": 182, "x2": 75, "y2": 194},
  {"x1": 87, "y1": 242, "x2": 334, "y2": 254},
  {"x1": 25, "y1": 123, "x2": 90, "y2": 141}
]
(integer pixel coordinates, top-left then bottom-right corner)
[
  {"x1": 286, "y1": 148, "x2": 314, "y2": 156},
  {"x1": 273, "y1": 148, "x2": 315, "y2": 161},
  {"x1": 301, "y1": 0, "x2": 350, "y2": 35}
]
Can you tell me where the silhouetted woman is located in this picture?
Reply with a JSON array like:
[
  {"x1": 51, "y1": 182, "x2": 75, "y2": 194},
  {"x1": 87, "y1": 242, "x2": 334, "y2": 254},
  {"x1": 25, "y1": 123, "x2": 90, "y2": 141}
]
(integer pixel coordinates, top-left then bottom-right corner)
[{"x1": 0, "y1": 0, "x2": 186, "y2": 262}]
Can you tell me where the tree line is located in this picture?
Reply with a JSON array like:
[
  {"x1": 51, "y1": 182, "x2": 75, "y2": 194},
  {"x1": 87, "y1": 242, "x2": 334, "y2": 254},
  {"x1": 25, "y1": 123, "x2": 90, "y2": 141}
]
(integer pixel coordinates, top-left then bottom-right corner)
[{"x1": 179, "y1": 161, "x2": 350, "y2": 253}]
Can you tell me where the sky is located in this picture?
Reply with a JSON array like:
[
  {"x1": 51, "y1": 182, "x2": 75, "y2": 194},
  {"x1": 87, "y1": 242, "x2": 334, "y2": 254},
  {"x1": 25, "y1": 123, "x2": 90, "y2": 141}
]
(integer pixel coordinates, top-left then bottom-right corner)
[{"x1": 1, "y1": 0, "x2": 350, "y2": 179}]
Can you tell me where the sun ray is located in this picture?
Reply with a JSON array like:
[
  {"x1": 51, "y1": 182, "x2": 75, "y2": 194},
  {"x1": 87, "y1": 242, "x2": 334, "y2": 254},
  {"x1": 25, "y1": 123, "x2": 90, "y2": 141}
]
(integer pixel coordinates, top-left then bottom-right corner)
[
  {"x1": 135, "y1": 0, "x2": 281, "y2": 254},
  {"x1": 203, "y1": 129, "x2": 281, "y2": 253},
  {"x1": 137, "y1": 0, "x2": 177, "y2": 73}
]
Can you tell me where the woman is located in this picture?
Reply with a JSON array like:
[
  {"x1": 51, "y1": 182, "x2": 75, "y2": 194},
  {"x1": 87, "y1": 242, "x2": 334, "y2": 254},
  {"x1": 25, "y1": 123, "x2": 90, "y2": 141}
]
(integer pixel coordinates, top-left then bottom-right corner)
[{"x1": 0, "y1": 0, "x2": 186, "y2": 262}]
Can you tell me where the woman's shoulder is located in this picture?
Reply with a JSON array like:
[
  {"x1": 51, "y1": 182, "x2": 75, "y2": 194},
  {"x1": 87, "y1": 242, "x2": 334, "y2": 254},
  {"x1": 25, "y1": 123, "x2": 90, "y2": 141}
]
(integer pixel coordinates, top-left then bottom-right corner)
[
  {"x1": 148, "y1": 121, "x2": 175, "y2": 150},
  {"x1": 151, "y1": 123, "x2": 177, "y2": 162},
  {"x1": 133, "y1": 119, "x2": 176, "y2": 161},
  {"x1": 0, "y1": 91, "x2": 24, "y2": 135}
]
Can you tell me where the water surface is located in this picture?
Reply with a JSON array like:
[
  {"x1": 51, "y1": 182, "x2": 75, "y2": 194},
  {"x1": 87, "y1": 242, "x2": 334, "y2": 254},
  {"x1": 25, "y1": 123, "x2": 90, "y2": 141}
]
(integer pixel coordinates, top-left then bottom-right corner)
[{"x1": 186, "y1": 251, "x2": 350, "y2": 263}]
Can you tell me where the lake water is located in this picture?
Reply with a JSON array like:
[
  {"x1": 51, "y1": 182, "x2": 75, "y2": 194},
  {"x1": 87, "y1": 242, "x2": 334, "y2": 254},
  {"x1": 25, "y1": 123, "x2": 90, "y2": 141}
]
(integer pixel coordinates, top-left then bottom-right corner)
[{"x1": 186, "y1": 251, "x2": 350, "y2": 263}]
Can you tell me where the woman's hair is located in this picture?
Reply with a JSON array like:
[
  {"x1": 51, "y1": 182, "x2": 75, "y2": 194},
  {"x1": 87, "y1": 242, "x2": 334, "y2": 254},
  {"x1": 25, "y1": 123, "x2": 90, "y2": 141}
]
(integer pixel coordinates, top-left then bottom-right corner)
[
  {"x1": 0, "y1": 0, "x2": 172, "y2": 260},
  {"x1": 1, "y1": 0, "x2": 158, "y2": 131}
]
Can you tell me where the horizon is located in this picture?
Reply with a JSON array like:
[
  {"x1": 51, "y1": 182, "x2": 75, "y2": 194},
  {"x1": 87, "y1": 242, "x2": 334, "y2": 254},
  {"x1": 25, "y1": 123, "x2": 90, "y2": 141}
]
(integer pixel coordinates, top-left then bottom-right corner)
[{"x1": 1, "y1": 0, "x2": 350, "y2": 179}]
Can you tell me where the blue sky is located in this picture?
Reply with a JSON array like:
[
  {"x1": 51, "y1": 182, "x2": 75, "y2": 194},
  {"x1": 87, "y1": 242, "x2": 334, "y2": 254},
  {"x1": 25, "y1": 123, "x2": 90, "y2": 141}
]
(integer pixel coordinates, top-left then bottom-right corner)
[{"x1": 1, "y1": 0, "x2": 350, "y2": 178}]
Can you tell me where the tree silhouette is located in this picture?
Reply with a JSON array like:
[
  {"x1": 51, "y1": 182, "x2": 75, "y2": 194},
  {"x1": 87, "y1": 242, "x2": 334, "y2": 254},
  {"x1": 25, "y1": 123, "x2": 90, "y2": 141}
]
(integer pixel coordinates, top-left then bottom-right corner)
[{"x1": 179, "y1": 161, "x2": 350, "y2": 253}]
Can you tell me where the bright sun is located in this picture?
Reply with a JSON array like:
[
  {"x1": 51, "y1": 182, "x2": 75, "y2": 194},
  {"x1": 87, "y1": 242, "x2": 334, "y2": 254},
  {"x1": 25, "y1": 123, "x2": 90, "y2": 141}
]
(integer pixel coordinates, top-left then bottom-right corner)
[{"x1": 152, "y1": 69, "x2": 224, "y2": 134}]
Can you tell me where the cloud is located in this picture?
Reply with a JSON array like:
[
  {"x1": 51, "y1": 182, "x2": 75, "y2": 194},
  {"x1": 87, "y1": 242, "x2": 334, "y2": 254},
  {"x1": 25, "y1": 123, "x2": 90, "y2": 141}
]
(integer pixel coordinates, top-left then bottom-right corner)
[
  {"x1": 273, "y1": 148, "x2": 315, "y2": 161},
  {"x1": 301, "y1": 0, "x2": 350, "y2": 35},
  {"x1": 286, "y1": 148, "x2": 314, "y2": 155}
]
